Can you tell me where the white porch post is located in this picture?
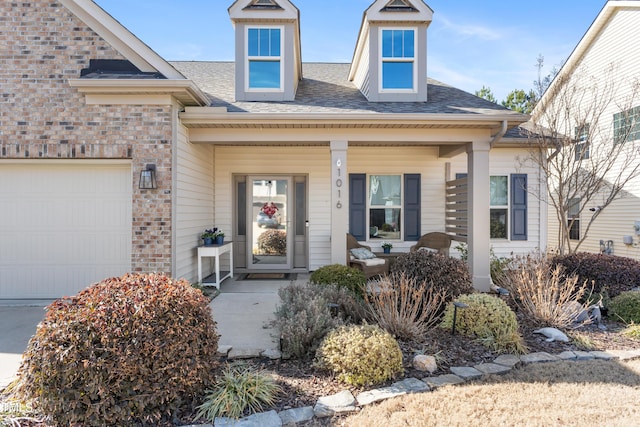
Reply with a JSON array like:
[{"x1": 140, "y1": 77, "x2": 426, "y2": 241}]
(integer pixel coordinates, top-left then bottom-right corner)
[
  {"x1": 467, "y1": 139, "x2": 492, "y2": 292},
  {"x1": 330, "y1": 140, "x2": 349, "y2": 264}
]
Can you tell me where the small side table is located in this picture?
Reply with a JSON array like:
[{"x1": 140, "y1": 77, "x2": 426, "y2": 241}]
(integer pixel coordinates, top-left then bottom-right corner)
[{"x1": 197, "y1": 242, "x2": 233, "y2": 290}]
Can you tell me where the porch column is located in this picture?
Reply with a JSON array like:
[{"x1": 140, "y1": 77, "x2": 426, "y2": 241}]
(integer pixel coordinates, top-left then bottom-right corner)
[
  {"x1": 467, "y1": 139, "x2": 491, "y2": 292},
  {"x1": 330, "y1": 140, "x2": 349, "y2": 264}
]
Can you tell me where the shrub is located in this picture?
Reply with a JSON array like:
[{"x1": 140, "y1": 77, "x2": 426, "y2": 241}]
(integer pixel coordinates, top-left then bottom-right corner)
[
  {"x1": 552, "y1": 252, "x2": 640, "y2": 298},
  {"x1": 11, "y1": 273, "x2": 219, "y2": 427},
  {"x1": 622, "y1": 323, "x2": 640, "y2": 340},
  {"x1": 497, "y1": 252, "x2": 591, "y2": 328},
  {"x1": 257, "y1": 229, "x2": 287, "y2": 255},
  {"x1": 391, "y1": 251, "x2": 473, "y2": 302},
  {"x1": 310, "y1": 264, "x2": 367, "y2": 298},
  {"x1": 608, "y1": 291, "x2": 640, "y2": 324},
  {"x1": 455, "y1": 243, "x2": 511, "y2": 283},
  {"x1": 363, "y1": 273, "x2": 445, "y2": 341},
  {"x1": 275, "y1": 282, "x2": 364, "y2": 359},
  {"x1": 196, "y1": 363, "x2": 281, "y2": 421},
  {"x1": 440, "y1": 294, "x2": 527, "y2": 354},
  {"x1": 315, "y1": 324, "x2": 403, "y2": 387}
]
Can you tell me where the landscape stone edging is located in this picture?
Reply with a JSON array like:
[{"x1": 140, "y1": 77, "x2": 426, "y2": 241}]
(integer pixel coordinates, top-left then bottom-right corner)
[{"x1": 183, "y1": 348, "x2": 640, "y2": 427}]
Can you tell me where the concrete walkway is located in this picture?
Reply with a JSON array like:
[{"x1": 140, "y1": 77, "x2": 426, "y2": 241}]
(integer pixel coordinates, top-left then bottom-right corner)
[{"x1": 210, "y1": 274, "x2": 307, "y2": 358}]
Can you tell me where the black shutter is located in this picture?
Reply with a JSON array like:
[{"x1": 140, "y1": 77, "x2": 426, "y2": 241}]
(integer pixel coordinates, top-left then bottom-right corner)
[
  {"x1": 511, "y1": 174, "x2": 528, "y2": 241},
  {"x1": 349, "y1": 174, "x2": 367, "y2": 241},
  {"x1": 404, "y1": 174, "x2": 421, "y2": 241}
]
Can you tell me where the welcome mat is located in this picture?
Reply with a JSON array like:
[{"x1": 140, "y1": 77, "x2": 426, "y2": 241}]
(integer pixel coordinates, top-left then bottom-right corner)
[{"x1": 237, "y1": 273, "x2": 296, "y2": 281}]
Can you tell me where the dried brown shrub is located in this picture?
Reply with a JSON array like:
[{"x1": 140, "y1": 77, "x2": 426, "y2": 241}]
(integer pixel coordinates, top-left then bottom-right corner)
[{"x1": 364, "y1": 273, "x2": 445, "y2": 342}]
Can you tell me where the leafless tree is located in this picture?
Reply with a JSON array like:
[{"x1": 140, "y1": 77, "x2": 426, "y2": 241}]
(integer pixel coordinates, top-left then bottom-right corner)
[{"x1": 522, "y1": 64, "x2": 640, "y2": 254}]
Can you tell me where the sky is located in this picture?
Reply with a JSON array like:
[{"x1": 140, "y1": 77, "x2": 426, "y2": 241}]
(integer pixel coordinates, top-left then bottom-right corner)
[{"x1": 94, "y1": 0, "x2": 607, "y2": 101}]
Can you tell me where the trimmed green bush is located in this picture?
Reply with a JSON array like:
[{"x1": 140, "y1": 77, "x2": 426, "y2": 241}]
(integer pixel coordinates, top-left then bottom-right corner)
[
  {"x1": 275, "y1": 282, "x2": 365, "y2": 359},
  {"x1": 440, "y1": 293, "x2": 526, "y2": 354},
  {"x1": 552, "y1": 253, "x2": 640, "y2": 298},
  {"x1": 391, "y1": 250, "x2": 473, "y2": 302},
  {"x1": 315, "y1": 324, "x2": 403, "y2": 387},
  {"x1": 310, "y1": 264, "x2": 367, "y2": 298},
  {"x1": 608, "y1": 291, "x2": 640, "y2": 324},
  {"x1": 11, "y1": 273, "x2": 219, "y2": 426}
]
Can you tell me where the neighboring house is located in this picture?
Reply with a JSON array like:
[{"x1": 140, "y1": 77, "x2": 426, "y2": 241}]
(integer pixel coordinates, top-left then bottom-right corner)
[
  {"x1": 533, "y1": 1, "x2": 640, "y2": 259},
  {"x1": 0, "y1": 0, "x2": 538, "y2": 299}
]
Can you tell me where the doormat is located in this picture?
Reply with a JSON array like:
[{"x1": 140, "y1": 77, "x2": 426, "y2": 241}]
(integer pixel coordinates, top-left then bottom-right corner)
[{"x1": 238, "y1": 273, "x2": 296, "y2": 281}]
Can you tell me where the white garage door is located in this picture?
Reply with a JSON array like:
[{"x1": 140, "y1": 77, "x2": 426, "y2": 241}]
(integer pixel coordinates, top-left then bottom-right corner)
[{"x1": 0, "y1": 162, "x2": 132, "y2": 299}]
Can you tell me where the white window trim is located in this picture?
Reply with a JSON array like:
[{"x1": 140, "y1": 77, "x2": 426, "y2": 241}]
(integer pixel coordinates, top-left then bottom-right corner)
[
  {"x1": 245, "y1": 25, "x2": 285, "y2": 93},
  {"x1": 378, "y1": 27, "x2": 417, "y2": 93},
  {"x1": 490, "y1": 175, "x2": 510, "y2": 241},
  {"x1": 367, "y1": 174, "x2": 403, "y2": 243}
]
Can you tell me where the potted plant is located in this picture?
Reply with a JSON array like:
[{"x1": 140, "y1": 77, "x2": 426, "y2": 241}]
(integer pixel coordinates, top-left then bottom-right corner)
[
  {"x1": 214, "y1": 230, "x2": 225, "y2": 245},
  {"x1": 381, "y1": 241, "x2": 393, "y2": 254},
  {"x1": 201, "y1": 228, "x2": 218, "y2": 246}
]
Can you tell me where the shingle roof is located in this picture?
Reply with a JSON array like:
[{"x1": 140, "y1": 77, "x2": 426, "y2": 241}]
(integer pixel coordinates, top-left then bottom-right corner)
[{"x1": 170, "y1": 61, "x2": 525, "y2": 117}]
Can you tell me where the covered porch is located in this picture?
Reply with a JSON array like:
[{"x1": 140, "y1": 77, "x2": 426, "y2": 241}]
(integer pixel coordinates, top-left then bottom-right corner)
[{"x1": 178, "y1": 110, "x2": 524, "y2": 291}]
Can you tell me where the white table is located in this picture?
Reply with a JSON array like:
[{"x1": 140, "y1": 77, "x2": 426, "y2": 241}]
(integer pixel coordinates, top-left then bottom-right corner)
[{"x1": 197, "y1": 242, "x2": 233, "y2": 290}]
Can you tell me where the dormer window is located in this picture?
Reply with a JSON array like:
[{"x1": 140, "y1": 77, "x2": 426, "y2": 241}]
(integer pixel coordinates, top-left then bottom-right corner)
[
  {"x1": 247, "y1": 27, "x2": 282, "y2": 90},
  {"x1": 381, "y1": 28, "x2": 416, "y2": 91}
]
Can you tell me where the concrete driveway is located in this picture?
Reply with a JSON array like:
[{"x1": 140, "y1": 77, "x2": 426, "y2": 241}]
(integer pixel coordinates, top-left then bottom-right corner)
[{"x1": 0, "y1": 304, "x2": 48, "y2": 388}]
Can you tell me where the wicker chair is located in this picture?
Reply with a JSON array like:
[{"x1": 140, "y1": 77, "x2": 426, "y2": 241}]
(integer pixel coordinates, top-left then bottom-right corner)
[
  {"x1": 346, "y1": 233, "x2": 388, "y2": 279},
  {"x1": 409, "y1": 232, "x2": 452, "y2": 256}
]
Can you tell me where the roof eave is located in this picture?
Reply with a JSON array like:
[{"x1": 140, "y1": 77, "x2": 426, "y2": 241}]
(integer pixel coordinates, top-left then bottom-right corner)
[{"x1": 68, "y1": 79, "x2": 210, "y2": 106}]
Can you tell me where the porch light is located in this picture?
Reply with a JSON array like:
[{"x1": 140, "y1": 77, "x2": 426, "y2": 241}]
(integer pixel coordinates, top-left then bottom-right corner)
[{"x1": 139, "y1": 164, "x2": 157, "y2": 190}]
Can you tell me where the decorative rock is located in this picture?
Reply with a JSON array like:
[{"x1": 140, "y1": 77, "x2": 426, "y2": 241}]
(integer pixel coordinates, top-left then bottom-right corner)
[
  {"x1": 493, "y1": 354, "x2": 521, "y2": 367},
  {"x1": 557, "y1": 351, "x2": 577, "y2": 360},
  {"x1": 412, "y1": 355, "x2": 437, "y2": 373},
  {"x1": 533, "y1": 327, "x2": 569, "y2": 342},
  {"x1": 356, "y1": 385, "x2": 408, "y2": 406},
  {"x1": 215, "y1": 410, "x2": 282, "y2": 427},
  {"x1": 261, "y1": 348, "x2": 282, "y2": 360},
  {"x1": 278, "y1": 406, "x2": 314, "y2": 426},
  {"x1": 424, "y1": 374, "x2": 464, "y2": 389},
  {"x1": 573, "y1": 351, "x2": 595, "y2": 361},
  {"x1": 520, "y1": 352, "x2": 558, "y2": 364},
  {"x1": 450, "y1": 366, "x2": 483, "y2": 380},
  {"x1": 227, "y1": 348, "x2": 263, "y2": 359},
  {"x1": 217, "y1": 345, "x2": 232, "y2": 357},
  {"x1": 606, "y1": 349, "x2": 639, "y2": 360},
  {"x1": 314, "y1": 390, "x2": 357, "y2": 418},
  {"x1": 392, "y1": 377, "x2": 430, "y2": 393},
  {"x1": 182, "y1": 425, "x2": 213, "y2": 427},
  {"x1": 590, "y1": 351, "x2": 617, "y2": 360},
  {"x1": 473, "y1": 363, "x2": 512, "y2": 375}
]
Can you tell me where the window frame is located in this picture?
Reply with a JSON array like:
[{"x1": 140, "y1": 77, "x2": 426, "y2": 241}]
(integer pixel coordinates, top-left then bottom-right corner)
[
  {"x1": 574, "y1": 123, "x2": 590, "y2": 161},
  {"x1": 367, "y1": 174, "x2": 403, "y2": 242},
  {"x1": 245, "y1": 25, "x2": 284, "y2": 92},
  {"x1": 379, "y1": 27, "x2": 417, "y2": 93},
  {"x1": 613, "y1": 106, "x2": 640, "y2": 144},
  {"x1": 490, "y1": 175, "x2": 509, "y2": 240},
  {"x1": 568, "y1": 197, "x2": 581, "y2": 241}
]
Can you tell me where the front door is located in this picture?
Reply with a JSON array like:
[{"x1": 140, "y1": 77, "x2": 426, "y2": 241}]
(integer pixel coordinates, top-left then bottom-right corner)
[
  {"x1": 249, "y1": 177, "x2": 291, "y2": 270},
  {"x1": 233, "y1": 175, "x2": 308, "y2": 272}
]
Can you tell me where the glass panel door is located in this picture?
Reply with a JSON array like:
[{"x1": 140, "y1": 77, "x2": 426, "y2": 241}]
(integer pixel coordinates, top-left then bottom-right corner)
[{"x1": 249, "y1": 177, "x2": 290, "y2": 269}]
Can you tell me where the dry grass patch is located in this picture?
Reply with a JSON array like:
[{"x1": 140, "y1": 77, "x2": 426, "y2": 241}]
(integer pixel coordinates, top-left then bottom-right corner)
[{"x1": 343, "y1": 359, "x2": 640, "y2": 427}]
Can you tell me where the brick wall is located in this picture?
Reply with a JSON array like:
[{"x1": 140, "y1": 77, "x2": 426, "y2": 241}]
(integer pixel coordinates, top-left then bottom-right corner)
[{"x1": 0, "y1": 1, "x2": 175, "y2": 273}]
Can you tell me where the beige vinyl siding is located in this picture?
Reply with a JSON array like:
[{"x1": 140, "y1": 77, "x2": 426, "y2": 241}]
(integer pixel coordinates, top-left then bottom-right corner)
[
  {"x1": 449, "y1": 148, "x2": 541, "y2": 259},
  {"x1": 214, "y1": 146, "x2": 330, "y2": 270},
  {"x1": 175, "y1": 123, "x2": 214, "y2": 282},
  {"x1": 542, "y1": 8, "x2": 640, "y2": 259}
]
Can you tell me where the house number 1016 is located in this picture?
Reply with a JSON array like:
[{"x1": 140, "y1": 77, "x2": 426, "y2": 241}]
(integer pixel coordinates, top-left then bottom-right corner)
[{"x1": 336, "y1": 159, "x2": 343, "y2": 208}]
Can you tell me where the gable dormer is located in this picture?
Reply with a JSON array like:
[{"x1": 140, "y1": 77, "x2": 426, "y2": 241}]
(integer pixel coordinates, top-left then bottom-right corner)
[
  {"x1": 229, "y1": 0, "x2": 302, "y2": 102},
  {"x1": 349, "y1": 0, "x2": 433, "y2": 102}
]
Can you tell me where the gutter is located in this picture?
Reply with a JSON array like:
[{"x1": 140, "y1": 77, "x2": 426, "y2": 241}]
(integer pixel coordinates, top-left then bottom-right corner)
[{"x1": 490, "y1": 120, "x2": 508, "y2": 147}]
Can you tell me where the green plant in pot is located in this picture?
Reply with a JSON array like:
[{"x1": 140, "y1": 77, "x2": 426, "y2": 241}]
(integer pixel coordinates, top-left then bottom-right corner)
[
  {"x1": 214, "y1": 230, "x2": 225, "y2": 245},
  {"x1": 202, "y1": 228, "x2": 222, "y2": 245},
  {"x1": 381, "y1": 241, "x2": 393, "y2": 254}
]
